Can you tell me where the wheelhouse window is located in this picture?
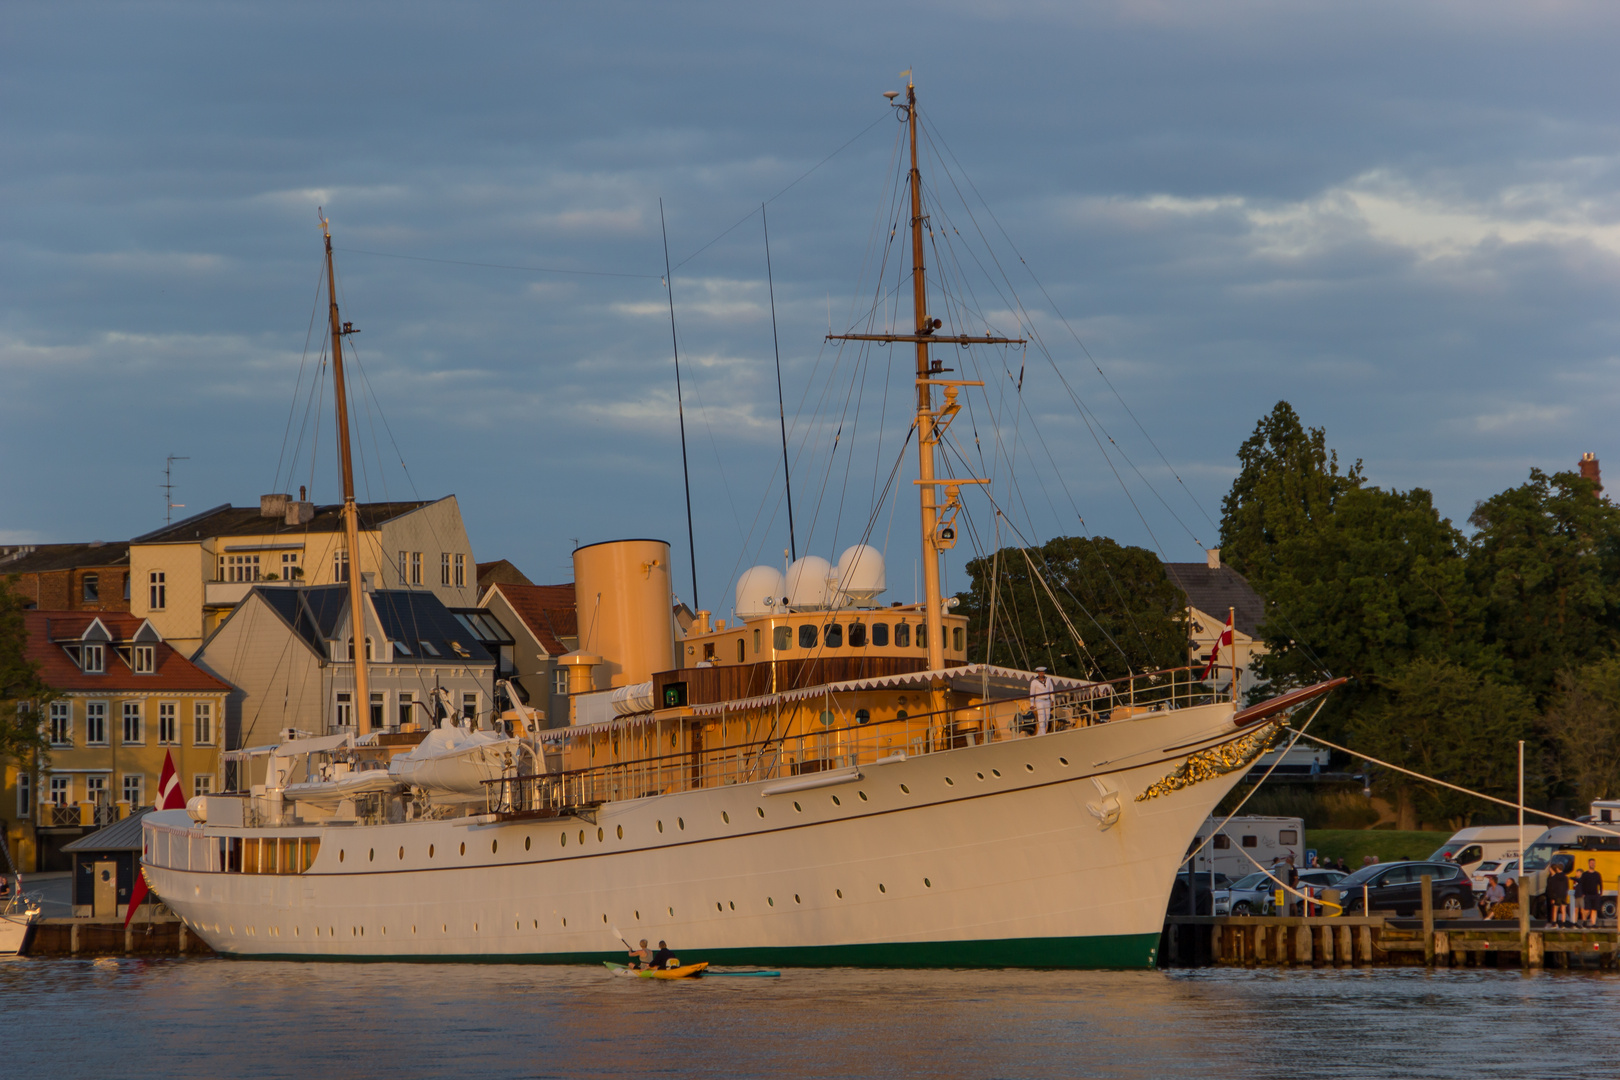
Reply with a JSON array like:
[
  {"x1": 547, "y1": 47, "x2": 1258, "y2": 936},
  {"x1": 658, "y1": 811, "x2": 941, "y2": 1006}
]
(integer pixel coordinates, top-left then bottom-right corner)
[
  {"x1": 952, "y1": 627, "x2": 964, "y2": 651},
  {"x1": 798, "y1": 624, "x2": 817, "y2": 649},
  {"x1": 824, "y1": 623, "x2": 843, "y2": 648},
  {"x1": 917, "y1": 624, "x2": 928, "y2": 648},
  {"x1": 773, "y1": 626, "x2": 792, "y2": 651},
  {"x1": 848, "y1": 622, "x2": 867, "y2": 647},
  {"x1": 133, "y1": 645, "x2": 155, "y2": 674},
  {"x1": 872, "y1": 622, "x2": 889, "y2": 647},
  {"x1": 894, "y1": 623, "x2": 911, "y2": 648},
  {"x1": 81, "y1": 573, "x2": 99, "y2": 602},
  {"x1": 736, "y1": 638, "x2": 745, "y2": 663}
]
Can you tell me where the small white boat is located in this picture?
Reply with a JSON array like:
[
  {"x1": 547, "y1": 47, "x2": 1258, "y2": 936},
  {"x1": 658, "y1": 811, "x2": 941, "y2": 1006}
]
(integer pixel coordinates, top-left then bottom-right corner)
[
  {"x1": 0, "y1": 875, "x2": 38, "y2": 955},
  {"x1": 387, "y1": 725, "x2": 532, "y2": 802}
]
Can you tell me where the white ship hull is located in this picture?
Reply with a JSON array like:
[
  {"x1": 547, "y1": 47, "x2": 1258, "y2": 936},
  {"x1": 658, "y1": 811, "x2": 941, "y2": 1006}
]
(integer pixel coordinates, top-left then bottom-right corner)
[
  {"x1": 144, "y1": 703, "x2": 1264, "y2": 967},
  {"x1": 0, "y1": 913, "x2": 31, "y2": 955}
]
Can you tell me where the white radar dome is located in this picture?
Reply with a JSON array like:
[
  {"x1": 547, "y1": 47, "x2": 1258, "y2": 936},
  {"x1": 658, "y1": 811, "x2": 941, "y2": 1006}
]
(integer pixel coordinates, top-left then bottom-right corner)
[
  {"x1": 834, "y1": 544, "x2": 887, "y2": 606},
  {"x1": 786, "y1": 556, "x2": 833, "y2": 610},
  {"x1": 734, "y1": 565, "x2": 787, "y2": 620}
]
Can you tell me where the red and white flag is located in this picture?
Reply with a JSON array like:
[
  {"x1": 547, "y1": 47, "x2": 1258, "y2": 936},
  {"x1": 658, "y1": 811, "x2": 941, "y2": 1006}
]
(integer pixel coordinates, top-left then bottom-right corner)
[
  {"x1": 156, "y1": 749, "x2": 186, "y2": 811},
  {"x1": 1202, "y1": 611, "x2": 1234, "y2": 680}
]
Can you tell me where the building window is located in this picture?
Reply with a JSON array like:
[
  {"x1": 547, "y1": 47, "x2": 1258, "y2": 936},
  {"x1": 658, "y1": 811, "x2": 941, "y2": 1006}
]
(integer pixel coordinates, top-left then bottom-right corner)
[
  {"x1": 345, "y1": 638, "x2": 374, "y2": 661},
  {"x1": 133, "y1": 645, "x2": 156, "y2": 674},
  {"x1": 282, "y1": 551, "x2": 301, "y2": 579},
  {"x1": 49, "y1": 701, "x2": 71, "y2": 746},
  {"x1": 462, "y1": 692, "x2": 477, "y2": 723},
  {"x1": 158, "y1": 702, "x2": 178, "y2": 744},
  {"x1": 86, "y1": 701, "x2": 107, "y2": 744},
  {"x1": 16, "y1": 772, "x2": 30, "y2": 817},
  {"x1": 81, "y1": 644, "x2": 105, "y2": 673},
  {"x1": 149, "y1": 571, "x2": 166, "y2": 610},
  {"x1": 193, "y1": 775, "x2": 213, "y2": 798},
  {"x1": 454, "y1": 553, "x2": 465, "y2": 587},
  {"x1": 398, "y1": 692, "x2": 415, "y2": 729},
  {"x1": 82, "y1": 573, "x2": 100, "y2": 602},
  {"x1": 122, "y1": 701, "x2": 143, "y2": 744},
  {"x1": 123, "y1": 574, "x2": 131, "y2": 601},
  {"x1": 220, "y1": 554, "x2": 261, "y2": 583},
  {"x1": 335, "y1": 692, "x2": 352, "y2": 729},
  {"x1": 49, "y1": 775, "x2": 71, "y2": 807},
  {"x1": 554, "y1": 669, "x2": 568, "y2": 696},
  {"x1": 87, "y1": 775, "x2": 107, "y2": 805},
  {"x1": 398, "y1": 550, "x2": 408, "y2": 583},
  {"x1": 371, "y1": 692, "x2": 384, "y2": 730},
  {"x1": 441, "y1": 553, "x2": 451, "y2": 586},
  {"x1": 332, "y1": 550, "x2": 349, "y2": 583},
  {"x1": 193, "y1": 701, "x2": 214, "y2": 745},
  {"x1": 411, "y1": 552, "x2": 422, "y2": 585},
  {"x1": 123, "y1": 774, "x2": 144, "y2": 807}
]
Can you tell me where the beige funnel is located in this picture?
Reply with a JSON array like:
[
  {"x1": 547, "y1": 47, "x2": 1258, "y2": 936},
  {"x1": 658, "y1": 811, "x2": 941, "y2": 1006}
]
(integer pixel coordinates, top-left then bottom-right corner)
[{"x1": 573, "y1": 538, "x2": 676, "y2": 687}]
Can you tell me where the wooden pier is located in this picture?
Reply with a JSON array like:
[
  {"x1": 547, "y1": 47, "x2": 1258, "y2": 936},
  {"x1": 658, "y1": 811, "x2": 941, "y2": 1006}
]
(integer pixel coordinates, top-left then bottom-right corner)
[
  {"x1": 19, "y1": 916, "x2": 215, "y2": 958},
  {"x1": 1163, "y1": 915, "x2": 1620, "y2": 970}
]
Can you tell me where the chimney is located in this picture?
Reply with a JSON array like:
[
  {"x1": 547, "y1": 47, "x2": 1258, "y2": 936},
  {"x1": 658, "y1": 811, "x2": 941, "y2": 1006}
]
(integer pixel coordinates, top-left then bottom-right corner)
[
  {"x1": 260, "y1": 493, "x2": 291, "y2": 518},
  {"x1": 1206, "y1": 548, "x2": 1221, "y2": 570},
  {"x1": 1581, "y1": 452, "x2": 1602, "y2": 495}
]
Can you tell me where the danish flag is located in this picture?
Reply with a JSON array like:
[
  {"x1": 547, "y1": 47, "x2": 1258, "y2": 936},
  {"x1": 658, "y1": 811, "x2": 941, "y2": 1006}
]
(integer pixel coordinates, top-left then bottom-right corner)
[
  {"x1": 127, "y1": 750, "x2": 186, "y2": 927},
  {"x1": 1202, "y1": 611, "x2": 1234, "y2": 680}
]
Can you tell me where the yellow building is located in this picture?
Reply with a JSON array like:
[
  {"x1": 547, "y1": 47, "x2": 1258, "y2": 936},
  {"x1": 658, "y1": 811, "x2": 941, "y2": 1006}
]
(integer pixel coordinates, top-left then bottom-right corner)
[
  {"x1": 128, "y1": 494, "x2": 477, "y2": 656},
  {"x1": 1, "y1": 612, "x2": 232, "y2": 872}
]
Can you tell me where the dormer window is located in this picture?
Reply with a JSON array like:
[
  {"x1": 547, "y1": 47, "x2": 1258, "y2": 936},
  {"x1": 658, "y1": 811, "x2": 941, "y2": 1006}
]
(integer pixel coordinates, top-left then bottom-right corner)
[
  {"x1": 81, "y1": 644, "x2": 104, "y2": 673},
  {"x1": 133, "y1": 645, "x2": 156, "y2": 674}
]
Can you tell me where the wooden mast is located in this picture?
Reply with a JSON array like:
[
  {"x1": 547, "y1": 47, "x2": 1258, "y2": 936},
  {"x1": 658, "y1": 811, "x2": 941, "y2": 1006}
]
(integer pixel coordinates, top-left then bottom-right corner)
[
  {"x1": 829, "y1": 77, "x2": 1023, "y2": 671},
  {"x1": 322, "y1": 213, "x2": 371, "y2": 736}
]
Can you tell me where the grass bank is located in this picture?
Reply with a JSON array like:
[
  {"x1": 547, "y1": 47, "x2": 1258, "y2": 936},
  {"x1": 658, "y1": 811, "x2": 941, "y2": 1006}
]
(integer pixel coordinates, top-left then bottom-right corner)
[{"x1": 1306, "y1": 829, "x2": 1451, "y2": 868}]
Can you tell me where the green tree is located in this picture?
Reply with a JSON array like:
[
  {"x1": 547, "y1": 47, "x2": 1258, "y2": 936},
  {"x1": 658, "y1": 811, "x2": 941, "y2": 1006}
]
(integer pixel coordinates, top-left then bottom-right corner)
[
  {"x1": 955, "y1": 536, "x2": 1186, "y2": 683},
  {"x1": 1541, "y1": 658, "x2": 1620, "y2": 808},
  {"x1": 1468, "y1": 468, "x2": 1620, "y2": 704},
  {"x1": 0, "y1": 579, "x2": 51, "y2": 782},
  {"x1": 1219, "y1": 400, "x2": 1363, "y2": 589},
  {"x1": 1349, "y1": 658, "x2": 1535, "y2": 831}
]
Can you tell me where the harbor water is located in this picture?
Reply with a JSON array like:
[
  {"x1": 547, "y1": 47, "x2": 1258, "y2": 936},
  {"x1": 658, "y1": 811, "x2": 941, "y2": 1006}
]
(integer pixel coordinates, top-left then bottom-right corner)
[{"x1": 5, "y1": 958, "x2": 1620, "y2": 1078}]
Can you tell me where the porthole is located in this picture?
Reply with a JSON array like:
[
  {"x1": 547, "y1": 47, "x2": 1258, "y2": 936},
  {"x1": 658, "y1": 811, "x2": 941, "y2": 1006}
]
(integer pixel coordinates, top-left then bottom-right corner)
[
  {"x1": 579, "y1": 830, "x2": 585, "y2": 845},
  {"x1": 593, "y1": 827, "x2": 601, "y2": 842},
  {"x1": 728, "y1": 901, "x2": 735, "y2": 910},
  {"x1": 1025, "y1": 763, "x2": 1034, "y2": 772},
  {"x1": 294, "y1": 926, "x2": 300, "y2": 936},
  {"x1": 768, "y1": 897, "x2": 775, "y2": 906},
  {"x1": 514, "y1": 920, "x2": 520, "y2": 930},
  {"x1": 1058, "y1": 757, "x2": 1069, "y2": 767},
  {"x1": 795, "y1": 894, "x2": 801, "y2": 904},
  {"x1": 601, "y1": 914, "x2": 607, "y2": 923},
  {"x1": 561, "y1": 918, "x2": 567, "y2": 927},
  {"x1": 717, "y1": 902, "x2": 723, "y2": 912},
  {"x1": 474, "y1": 923, "x2": 479, "y2": 933},
  {"x1": 757, "y1": 807, "x2": 765, "y2": 818},
  {"x1": 858, "y1": 791, "x2": 868, "y2": 801},
  {"x1": 561, "y1": 832, "x2": 567, "y2": 847},
  {"x1": 832, "y1": 795, "x2": 841, "y2": 806},
  {"x1": 443, "y1": 924, "x2": 448, "y2": 933},
  {"x1": 398, "y1": 846, "x2": 404, "y2": 860},
  {"x1": 976, "y1": 772, "x2": 985, "y2": 781},
  {"x1": 617, "y1": 825, "x2": 624, "y2": 839},
  {"x1": 794, "y1": 801, "x2": 802, "y2": 812},
  {"x1": 339, "y1": 850, "x2": 345, "y2": 863},
  {"x1": 925, "y1": 878, "x2": 932, "y2": 888},
  {"x1": 945, "y1": 777, "x2": 954, "y2": 786},
  {"x1": 525, "y1": 836, "x2": 532, "y2": 851},
  {"x1": 668, "y1": 907, "x2": 674, "y2": 916},
  {"x1": 369, "y1": 849, "x2": 374, "y2": 861},
  {"x1": 460, "y1": 842, "x2": 466, "y2": 856},
  {"x1": 492, "y1": 839, "x2": 499, "y2": 854},
  {"x1": 900, "y1": 784, "x2": 910, "y2": 794},
  {"x1": 429, "y1": 844, "x2": 435, "y2": 857},
  {"x1": 658, "y1": 820, "x2": 664, "y2": 833},
  {"x1": 992, "y1": 769, "x2": 1001, "y2": 777},
  {"x1": 879, "y1": 883, "x2": 887, "y2": 893},
  {"x1": 722, "y1": 811, "x2": 730, "y2": 824},
  {"x1": 678, "y1": 818, "x2": 685, "y2": 830},
  {"x1": 412, "y1": 925, "x2": 417, "y2": 934},
  {"x1": 635, "y1": 910, "x2": 640, "y2": 920},
  {"x1": 836, "y1": 889, "x2": 843, "y2": 899}
]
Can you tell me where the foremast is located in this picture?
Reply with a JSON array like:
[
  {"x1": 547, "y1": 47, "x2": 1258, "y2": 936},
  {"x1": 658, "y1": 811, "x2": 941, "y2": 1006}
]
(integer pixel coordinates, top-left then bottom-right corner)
[
  {"x1": 829, "y1": 78, "x2": 1024, "y2": 669},
  {"x1": 321, "y1": 214, "x2": 371, "y2": 736}
]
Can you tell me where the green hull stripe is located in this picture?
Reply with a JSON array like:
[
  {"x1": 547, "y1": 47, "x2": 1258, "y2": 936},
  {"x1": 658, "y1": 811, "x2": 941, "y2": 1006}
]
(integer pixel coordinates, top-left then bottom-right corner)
[{"x1": 232, "y1": 932, "x2": 1161, "y2": 969}]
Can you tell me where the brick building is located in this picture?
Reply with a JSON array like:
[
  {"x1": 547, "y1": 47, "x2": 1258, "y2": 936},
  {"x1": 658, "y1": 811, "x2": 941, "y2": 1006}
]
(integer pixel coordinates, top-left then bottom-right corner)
[{"x1": 0, "y1": 542, "x2": 132, "y2": 612}]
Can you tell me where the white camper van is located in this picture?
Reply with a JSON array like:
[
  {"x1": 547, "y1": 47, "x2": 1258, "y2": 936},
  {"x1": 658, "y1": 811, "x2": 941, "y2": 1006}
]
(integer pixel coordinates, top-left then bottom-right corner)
[
  {"x1": 1188, "y1": 815, "x2": 1306, "y2": 880},
  {"x1": 1428, "y1": 826, "x2": 1523, "y2": 894}
]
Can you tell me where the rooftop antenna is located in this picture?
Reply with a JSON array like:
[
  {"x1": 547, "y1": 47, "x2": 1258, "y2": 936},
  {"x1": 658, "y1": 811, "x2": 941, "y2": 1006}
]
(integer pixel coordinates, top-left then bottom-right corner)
[
  {"x1": 762, "y1": 203, "x2": 797, "y2": 562},
  {"x1": 162, "y1": 454, "x2": 189, "y2": 524}
]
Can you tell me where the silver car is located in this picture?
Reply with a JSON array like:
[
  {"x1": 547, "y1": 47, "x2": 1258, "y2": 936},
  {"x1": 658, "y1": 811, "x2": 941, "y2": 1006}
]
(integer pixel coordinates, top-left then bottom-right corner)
[{"x1": 1215, "y1": 868, "x2": 1348, "y2": 915}]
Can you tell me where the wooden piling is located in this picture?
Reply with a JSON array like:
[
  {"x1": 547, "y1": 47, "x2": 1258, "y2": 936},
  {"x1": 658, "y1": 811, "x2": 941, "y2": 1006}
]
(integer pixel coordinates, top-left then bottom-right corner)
[
  {"x1": 1336, "y1": 924, "x2": 1352, "y2": 966},
  {"x1": 1295, "y1": 922, "x2": 1313, "y2": 964},
  {"x1": 1528, "y1": 932, "x2": 1544, "y2": 968},
  {"x1": 1421, "y1": 875, "x2": 1435, "y2": 967}
]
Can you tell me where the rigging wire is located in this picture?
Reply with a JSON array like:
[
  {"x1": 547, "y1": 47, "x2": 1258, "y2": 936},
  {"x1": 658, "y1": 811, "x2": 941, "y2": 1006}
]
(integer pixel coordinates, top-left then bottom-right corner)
[{"x1": 660, "y1": 199, "x2": 700, "y2": 610}]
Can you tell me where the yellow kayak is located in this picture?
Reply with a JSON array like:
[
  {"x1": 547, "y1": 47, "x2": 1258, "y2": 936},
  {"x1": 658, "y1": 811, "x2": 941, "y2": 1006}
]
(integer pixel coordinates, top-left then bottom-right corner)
[{"x1": 604, "y1": 961, "x2": 709, "y2": 979}]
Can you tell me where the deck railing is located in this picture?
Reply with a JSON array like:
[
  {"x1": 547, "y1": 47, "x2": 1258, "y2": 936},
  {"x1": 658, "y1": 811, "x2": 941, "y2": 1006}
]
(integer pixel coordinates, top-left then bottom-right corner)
[{"x1": 485, "y1": 665, "x2": 1228, "y2": 818}]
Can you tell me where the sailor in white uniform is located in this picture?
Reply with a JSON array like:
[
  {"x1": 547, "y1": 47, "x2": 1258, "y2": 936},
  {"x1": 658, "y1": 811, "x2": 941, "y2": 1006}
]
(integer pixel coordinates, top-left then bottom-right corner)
[{"x1": 1028, "y1": 666, "x2": 1055, "y2": 736}]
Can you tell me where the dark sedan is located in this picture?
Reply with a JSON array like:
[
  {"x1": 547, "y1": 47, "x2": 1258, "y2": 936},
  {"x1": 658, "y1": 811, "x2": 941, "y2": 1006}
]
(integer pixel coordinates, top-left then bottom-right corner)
[{"x1": 1326, "y1": 860, "x2": 1478, "y2": 917}]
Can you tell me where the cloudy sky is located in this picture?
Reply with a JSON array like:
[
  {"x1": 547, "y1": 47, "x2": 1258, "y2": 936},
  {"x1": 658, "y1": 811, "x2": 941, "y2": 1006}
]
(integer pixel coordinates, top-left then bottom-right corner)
[{"x1": 4, "y1": 1, "x2": 1617, "y2": 612}]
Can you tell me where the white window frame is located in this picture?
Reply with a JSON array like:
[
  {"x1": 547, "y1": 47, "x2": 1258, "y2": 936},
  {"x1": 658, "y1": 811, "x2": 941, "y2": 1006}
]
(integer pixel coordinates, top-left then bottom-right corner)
[
  {"x1": 554, "y1": 668, "x2": 569, "y2": 696},
  {"x1": 85, "y1": 701, "x2": 108, "y2": 745},
  {"x1": 81, "y1": 644, "x2": 105, "y2": 673},
  {"x1": 82, "y1": 572, "x2": 100, "y2": 603},
  {"x1": 149, "y1": 571, "x2": 166, "y2": 610},
  {"x1": 16, "y1": 772, "x2": 30, "y2": 817},
  {"x1": 122, "y1": 700, "x2": 143, "y2": 745},
  {"x1": 158, "y1": 701, "x2": 178, "y2": 745},
  {"x1": 397, "y1": 691, "x2": 415, "y2": 729},
  {"x1": 461, "y1": 692, "x2": 478, "y2": 724},
  {"x1": 411, "y1": 552, "x2": 422, "y2": 585},
  {"x1": 193, "y1": 774, "x2": 213, "y2": 799},
  {"x1": 49, "y1": 700, "x2": 72, "y2": 746},
  {"x1": 335, "y1": 692, "x2": 353, "y2": 730},
  {"x1": 454, "y1": 553, "x2": 465, "y2": 587},
  {"x1": 133, "y1": 644, "x2": 156, "y2": 674},
  {"x1": 281, "y1": 551, "x2": 301, "y2": 579},
  {"x1": 398, "y1": 550, "x2": 408, "y2": 583},
  {"x1": 332, "y1": 549, "x2": 349, "y2": 583},
  {"x1": 86, "y1": 774, "x2": 108, "y2": 805},
  {"x1": 441, "y1": 552, "x2": 451, "y2": 586},
  {"x1": 122, "y1": 773, "x2": 144, "y2": 807},
  {"x1": 193, "y1": 700, "x2": 214, "y2": 746},
  {"x1": 49, "y1": 775, "x2": 71, "y2": 807}
]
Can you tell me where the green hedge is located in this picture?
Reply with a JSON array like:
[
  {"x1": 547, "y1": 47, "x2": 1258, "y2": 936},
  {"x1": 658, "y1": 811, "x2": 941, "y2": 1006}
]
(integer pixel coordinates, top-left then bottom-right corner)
[{"x1": 1306, "y1": 829, "x2": 1452, "y2": 868}]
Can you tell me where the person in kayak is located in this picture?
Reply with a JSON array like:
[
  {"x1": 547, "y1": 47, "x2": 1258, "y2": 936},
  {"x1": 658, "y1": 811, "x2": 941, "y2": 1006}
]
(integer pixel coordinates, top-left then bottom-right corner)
[
  {"x1": 628, "y1": 939, "x2": 653, "y2": 970},
  {"x1": 651, "y1": 940, "x2": 678, "y2": 969}
]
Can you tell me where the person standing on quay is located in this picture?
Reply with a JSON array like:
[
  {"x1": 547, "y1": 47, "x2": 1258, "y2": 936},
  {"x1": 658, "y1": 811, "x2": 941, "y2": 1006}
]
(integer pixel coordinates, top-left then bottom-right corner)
[
  {"x1": 1577, "y1": 859, "x2": 1604, "y2": 926},
  {"x1": 1028, "y1": 667, "x2": 1054, "y2": 736},
  {"x1": 1547, "y1": 861, "x2": 1572, "y2": 927}
]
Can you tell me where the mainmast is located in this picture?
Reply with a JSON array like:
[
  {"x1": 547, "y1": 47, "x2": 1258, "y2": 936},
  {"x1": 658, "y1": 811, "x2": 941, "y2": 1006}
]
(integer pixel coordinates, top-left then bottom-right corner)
[
  {"x1": 830, "y1": 78, "x2": 1023, "y2": 670},
  {"x1": 322, "y1": 213, "x2": 371, "y2": 736}
]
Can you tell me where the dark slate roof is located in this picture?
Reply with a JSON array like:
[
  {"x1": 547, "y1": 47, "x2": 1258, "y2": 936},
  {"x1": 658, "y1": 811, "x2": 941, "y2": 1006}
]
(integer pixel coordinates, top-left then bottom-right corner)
[
  {"x1": 250, "y1": 585, "x2": 493, "y2": 665},
  {"x1": 0, "y1": 542, "x2": 130, "y2": 573},
  {"x1": 62, "y1": 808, "x2": 154, "y2": 853},
  {"x1": 476, "y1": 559, "x2": 534, "y2": 591},
  {"x1": 1163, "y1": 563, "x2": 1267, "y2": 637},
  {"x1": 131, "y1": 500, "x2": 434, "y2": 544}
]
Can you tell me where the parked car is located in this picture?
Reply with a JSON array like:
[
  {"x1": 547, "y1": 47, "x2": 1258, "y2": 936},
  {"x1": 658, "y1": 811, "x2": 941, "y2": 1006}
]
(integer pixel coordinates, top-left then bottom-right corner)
[
  {"x1": 1214, "y1": 868, "x2": 1348, "y2": 915},
  {"x1": 1325, "y1": 860, "x2": 1477, "y2": 917},
  {"x1": 1167, "y1": 871, "x2": 1232, "y2": 916},
  {"x1": 1469, "y1": 858, "x2": 1519, "y2": 896}
]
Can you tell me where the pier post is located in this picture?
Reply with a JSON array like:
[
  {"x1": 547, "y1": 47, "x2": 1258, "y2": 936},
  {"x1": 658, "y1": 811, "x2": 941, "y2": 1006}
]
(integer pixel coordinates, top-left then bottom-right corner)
[
  {"x1": 70, "y1": 922, "x2": 79, "y2": 955},
  {"x1": 179, "y1": 923, "x2": 188, "y2": 954},
  {"x1": 1519, "y1": 894, "x2": 1532, "y2": 967},
  {"x1": 1294, "y1": 921, "x2": 1312, "y2": 964},
  {"x1": 1254, "y1": 924, "x2": 1267, "y2": 964},
  {"x1": 1358, "y1": 924, "x2": 1373, "y2": 964},
  {"x1": 1421, "y1": 876, "x2": 1435, "y2": 967},
  {"x1": 124, "y1": 925, "x2": 133, "y2": 956},
  {"x1": 1336, "y1": 924, "x2": 1352, "y2": 966},
  {"x1": 1318, "y1": 922, "x2": 1333, "y2": 965},
  {"x1": 1528, "y1": 932, "x2": 1544, "y2": 969},
  {"x1": 1433, "y1": 930, "x2": 1449, "y2": 967}
]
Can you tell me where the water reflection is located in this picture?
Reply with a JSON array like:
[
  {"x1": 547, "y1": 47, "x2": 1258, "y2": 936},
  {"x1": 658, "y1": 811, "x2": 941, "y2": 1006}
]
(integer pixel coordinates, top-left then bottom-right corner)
[{"x1": 2, "y1": 959, "x2": 1618, "y2": 1079}]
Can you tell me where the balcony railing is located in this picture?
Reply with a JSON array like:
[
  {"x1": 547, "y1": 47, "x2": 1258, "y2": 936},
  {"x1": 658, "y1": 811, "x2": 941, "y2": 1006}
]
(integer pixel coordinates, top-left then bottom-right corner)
[{"x1": 485, "y1": 665, "x2": 1228, "y2": 819}]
